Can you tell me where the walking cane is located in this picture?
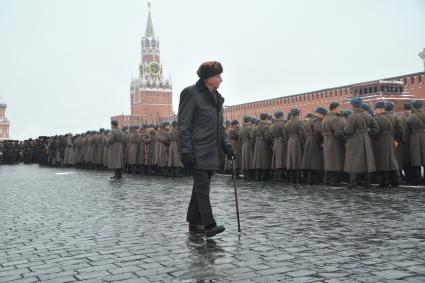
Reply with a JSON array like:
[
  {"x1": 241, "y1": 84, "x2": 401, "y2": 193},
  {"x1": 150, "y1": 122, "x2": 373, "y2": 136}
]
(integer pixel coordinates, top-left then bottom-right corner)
[{"x1": 232, "y1": 156, "x2": 241, "y2": 233}]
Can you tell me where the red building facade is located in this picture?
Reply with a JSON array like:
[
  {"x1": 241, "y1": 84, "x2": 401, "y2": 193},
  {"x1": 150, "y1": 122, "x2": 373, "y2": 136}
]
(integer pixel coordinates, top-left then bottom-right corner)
[
  {"x1": 111, "y1": 4, "x2": 173, "y2": 127},
  {"x1": 224, "y1": 71, "x2": 425, "y2": 121},
  {"x1": 0, "y1": 96, "x2": 10, "y2": 141}
]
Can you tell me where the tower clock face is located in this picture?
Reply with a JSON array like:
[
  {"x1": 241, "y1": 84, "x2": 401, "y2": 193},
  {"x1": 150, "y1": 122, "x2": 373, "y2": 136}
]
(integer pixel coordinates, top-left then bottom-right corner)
[{"x1": 148, "y1": 62, "x2": 161, "y2": 76}]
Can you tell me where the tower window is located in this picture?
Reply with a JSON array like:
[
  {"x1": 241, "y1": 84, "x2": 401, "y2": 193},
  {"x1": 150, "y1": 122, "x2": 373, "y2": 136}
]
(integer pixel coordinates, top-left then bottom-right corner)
[
  {"x1": 373, "y1": 86, "x2": 377, "y2": 93},
  {"x1": 368, "y1": 87, "x2": 372, "y2": 93}
]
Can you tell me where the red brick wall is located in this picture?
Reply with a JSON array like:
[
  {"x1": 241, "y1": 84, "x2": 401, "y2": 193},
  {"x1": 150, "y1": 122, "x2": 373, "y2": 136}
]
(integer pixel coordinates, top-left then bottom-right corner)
[
  {"x1": 130, "y1": 89, "x2": 173, "y2": 124},
  {"x1": 224, "y1": 72, "x2": 425, "y2": 121}
]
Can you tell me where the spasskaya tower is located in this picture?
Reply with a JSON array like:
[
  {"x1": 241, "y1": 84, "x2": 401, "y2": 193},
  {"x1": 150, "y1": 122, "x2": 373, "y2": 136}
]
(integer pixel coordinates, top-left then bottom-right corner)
[{"x1": 129, "y1": 3, "x2": 173, "y2": 123}]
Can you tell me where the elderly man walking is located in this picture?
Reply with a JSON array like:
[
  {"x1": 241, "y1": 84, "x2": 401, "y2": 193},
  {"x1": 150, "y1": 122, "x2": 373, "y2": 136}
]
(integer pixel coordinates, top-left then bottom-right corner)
[{"x1": 178, "y1": 61, "x2": 234, "y2": 238}]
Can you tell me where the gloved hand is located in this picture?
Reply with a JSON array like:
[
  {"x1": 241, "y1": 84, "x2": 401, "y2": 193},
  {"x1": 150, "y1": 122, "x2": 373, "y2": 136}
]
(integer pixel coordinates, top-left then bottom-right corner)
[
  {"x1": 224, "y1": 144, "x2": 235, "y2": 160},
  {"x1": 181, "y1": 153, "x2": 194, "y2": 168}
]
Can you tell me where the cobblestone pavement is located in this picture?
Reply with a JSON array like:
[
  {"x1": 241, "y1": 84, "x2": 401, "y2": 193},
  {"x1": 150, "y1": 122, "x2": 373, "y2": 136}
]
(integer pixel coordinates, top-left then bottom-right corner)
[{"x1": 1, "y1": 164, "x2": 425, "y2": 282}]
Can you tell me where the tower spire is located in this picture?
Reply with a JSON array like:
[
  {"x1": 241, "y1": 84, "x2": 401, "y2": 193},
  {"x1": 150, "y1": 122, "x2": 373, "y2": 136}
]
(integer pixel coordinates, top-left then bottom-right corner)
[{"x1": 145, "y1": 2, "x2": 155, "y2": 38}]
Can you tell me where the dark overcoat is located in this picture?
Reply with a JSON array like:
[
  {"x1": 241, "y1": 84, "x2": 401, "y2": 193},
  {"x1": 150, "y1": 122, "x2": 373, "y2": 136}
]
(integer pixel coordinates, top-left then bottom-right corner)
[
  {"x1": 302, "y1": 117, "x2": 324, "y2": 170},
  {"x1": 286, "y1": 117, "x2": 304, "y2": 170},
  {"x1": 177, "y1": 79, "x2": 230, "y2": 170},
  {"x1": 343, "y1": 108, "x2": 379, "y2": 173},
  {"x1": 406, "y1": 108, "x2": 425, "y2": 166},
  {"x1": 322, "y1": 113, "x2": 345, "y2": 171}
]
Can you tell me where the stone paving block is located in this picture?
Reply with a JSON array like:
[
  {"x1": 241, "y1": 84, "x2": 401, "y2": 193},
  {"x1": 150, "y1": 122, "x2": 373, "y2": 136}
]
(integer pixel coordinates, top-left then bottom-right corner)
[
  {"x1": 75, "y1": 270, "x2": 111, "y2": 280},
  {"x1": 373, "y1": 270, "x2": 414, "y2": 280}
]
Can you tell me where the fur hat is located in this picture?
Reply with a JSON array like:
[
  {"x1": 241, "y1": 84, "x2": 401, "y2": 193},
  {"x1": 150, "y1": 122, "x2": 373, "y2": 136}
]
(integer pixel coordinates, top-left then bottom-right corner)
[
  {"x1": 412, "y1": 100, "x2": 423, "y2": 109},
  {"x1": 315, "y1": 107, "x2": 328, "y2": 115},
  {"x1": 230, "y1": 119, "x2": 239, "y2": 126},
  {"x1": 259, "y1": 113, "x2": 268, "y2": 121},
  {"x1": 403, "y1": 101, "x2": 413, "y2": 110},
  {"x1": 111, "y1": 120, "x2": 118, "y2": 127},
  {"x1": 350, "y1": 97, "x2": 363, "y2": 107},
  {"x1": 290, "y1": 108, "x2": 300, "y2": 116},
  {"x1": 243, "y1": 116, "x2": 251, "y2": 123},
  {"x1": 329, "y1": 102, "x2": 341, "y2": 111},
  {"x1": 374, "y1": 101, "x2": 386, "y2": 109},
  {"x1": 197, "y1": 61, "x2": 223, "y2": 80},
  {"x1": 385, "y1": 101, "x2": 394, "y2": 111},
  {"x1": 274, "y1": 110, "x2": 284, "y2": 119}
]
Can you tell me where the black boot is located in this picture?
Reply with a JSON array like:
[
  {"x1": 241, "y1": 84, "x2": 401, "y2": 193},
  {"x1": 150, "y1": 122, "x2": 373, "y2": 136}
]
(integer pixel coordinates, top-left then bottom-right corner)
[
  {"x1": 364, "y1": 173, "x2": 372, "y2": 189},
  {"x1": 348, "y1": 173, "x2": 357, "y2": 189}
]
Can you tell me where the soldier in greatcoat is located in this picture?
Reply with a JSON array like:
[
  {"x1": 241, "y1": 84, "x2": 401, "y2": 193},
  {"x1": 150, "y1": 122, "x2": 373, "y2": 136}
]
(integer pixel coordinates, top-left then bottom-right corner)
[
  {"x1": 271, "y1": 110, "x2": 287, "y2": 182},
  {"x1": 396, "y1": 102, "x2": 413, "y2": 183},
  {"x1": 158, "y1": 122, "x2": 171, "y2": 176},
  {"x1": 227, "y1": 120, "x2": 242, "y2": 177},
  {"x1": 168, "y1": 121, "x2": 183, "y2": 177},
  {"x1": 406, "y1": 100, "x2": 425, "y2": 185},
  {"x1": 127, "y1": 126, "x2": 140, "y2": 173},
  {"x1": 239, "y1": 116, "x2": 255, "y2": 180},
  {"x1": 373, "y1": 101, "x2": 402, "y2": 187},
  {"x1": 102, "y1": 130, "x2": 110, "y2": 169},
  {"x1": 286, "y1": 108, "x2": 304, "y2": 184},
  {"x1": 223, "y1": 120, "x2": 232, "y2": 174},
  {"x1": 253, "y1": 113, "x2": 273, "y2": 181},
  {"x1": 343, "y1": 97, "x2": 379, "y2": 188},
  {"x1": 108, "y1": 120, "x2": 124, "y2": 179},
  {"x1": 302, "y1": 108, "x2": 326, "y2": 185},
  {"x1": 322, "y1": 102, "x2": 345, "y2": 186}
]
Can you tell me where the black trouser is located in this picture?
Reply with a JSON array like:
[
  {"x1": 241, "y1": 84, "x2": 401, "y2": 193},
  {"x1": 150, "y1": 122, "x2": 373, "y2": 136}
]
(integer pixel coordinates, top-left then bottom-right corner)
[{"x1": 186, "y1": 170, "x2": 216, "y2": 229}]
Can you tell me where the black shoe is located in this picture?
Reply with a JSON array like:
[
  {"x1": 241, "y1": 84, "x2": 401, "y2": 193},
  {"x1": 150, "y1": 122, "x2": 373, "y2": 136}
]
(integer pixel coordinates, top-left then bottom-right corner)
[
  {"x1": 110, "y1": 175, "x2": 116, "y2": 179},
  {"x1": 189, "y1": 223, "x2": 205, "y2": 234},
  {"x1": 205, "y1": 225, "x2": 225, "y2": 238}
]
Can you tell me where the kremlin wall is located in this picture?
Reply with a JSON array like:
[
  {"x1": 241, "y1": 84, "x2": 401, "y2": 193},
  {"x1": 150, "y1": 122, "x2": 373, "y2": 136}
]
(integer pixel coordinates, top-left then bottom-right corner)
[
  {"x1": 112, "y1": 5, "x2": 425, "y2": 127},
  {"x1": 0, "y1": 96, "x2": 10, "y2": 141}
]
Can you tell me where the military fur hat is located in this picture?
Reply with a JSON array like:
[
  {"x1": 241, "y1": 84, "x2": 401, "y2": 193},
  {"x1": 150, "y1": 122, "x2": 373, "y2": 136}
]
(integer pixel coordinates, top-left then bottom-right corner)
[
  {"x1": 230, "y1": 119, "x2": 239, "y2": 126},
  {"x1": 385, "y1": 101, "x2": 395, "y2": 111},
  {"x1": 341, "y1": 109, "x2": 352, "y2": 118},
  {"x1": 171, "y1": 121, "x2": 177, "y2": 127},
  {"x1": 315, "y1": 107, "x2": 328, "y2": 115},
  {"x1": 259, "y1": 113, "x2": 268, "y2": 121},
  {"x1": 403, "y1": 101, "x2": 413, "y2": 110},
  {"x1": 225, "y1": 120, "x2": 231, "y2": 126},
  {"x1": 243, "y1": 116, "x2": 251, "y2": 123},
  {"x1": 274, "y1": 110, "x2": 284, "y2": 119},
  {"x1": 197, "y1": 61, "x2": 223, "y2": 80},
  {"x1": 350, "y1": 97, "x2": 363, "y2": 107},
  {"x1": 99, "y1": 128, "x2": 105, "y2": 132},
  {"x1": 290, "y1": 108, "x2": 300, "y2": 116},
  {"x1": 329, "y1": 102, "x2": 341, "y2": 111},
  {"x1": 374, "y1": 101, "x2": 386, "y2": 109},
  {"x1": 361, "y1": 103, "x2": 373, "y2": 115},
  {"x1": 412, "y1": 100, "x2": 423, "y2": 109},
  {"x1": 111, "y1": 120, "x2": 118, "y2": 127}
]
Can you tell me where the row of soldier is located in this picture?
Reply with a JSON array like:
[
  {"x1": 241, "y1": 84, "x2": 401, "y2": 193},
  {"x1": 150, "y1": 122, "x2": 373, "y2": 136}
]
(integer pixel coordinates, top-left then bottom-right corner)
[
  {"x1": 2, "y1": 98, "x2": 425, "y2": 187},
  {"x1": 225, "y1": 98, "x2": 425, "y2": 187}
]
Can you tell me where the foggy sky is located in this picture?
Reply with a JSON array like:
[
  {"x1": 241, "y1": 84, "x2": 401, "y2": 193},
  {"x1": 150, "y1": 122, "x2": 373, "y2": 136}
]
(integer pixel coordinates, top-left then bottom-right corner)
[{"x1": 1, "y1": 0, "x2": 424, "y2": 140}]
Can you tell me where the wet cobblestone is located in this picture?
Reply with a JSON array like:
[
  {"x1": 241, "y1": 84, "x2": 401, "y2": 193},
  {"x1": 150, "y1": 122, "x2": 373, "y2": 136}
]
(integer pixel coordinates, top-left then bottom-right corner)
[{"x1": 1, "y1": 164, "x2": 425, "y2": 282}]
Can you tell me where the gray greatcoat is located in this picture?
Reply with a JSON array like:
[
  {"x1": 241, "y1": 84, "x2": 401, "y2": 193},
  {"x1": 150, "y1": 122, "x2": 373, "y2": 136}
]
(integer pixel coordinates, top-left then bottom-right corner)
[
  {"x1": 253, "y1": 123, "x2": 272, "y2": 170},
  {"x1": 322, "y1": 113, "x2": 345, "y2": 171},
  {"x1": 286, "y1": 117, "x2": 304, "y2": 170},
  {"x1": 343, "y1": 108, "x2": 379, "y2": 173},
  {"x1": 406, "y1": 108, "x2": 425, "y2": 166},
  {"x1": 373, "y1": 112, "x2": 401, "y2": 171},
  {"x1": 127, "y1": 132, "x2": 139, "y2": 165},
  {"x1": 108, "y1": 128, "x2": 124, "y2": 169},
  {"x1": 159, "y1": 130, "x2": 170, "y2": 168},
  {"x1": 102, "y1": 134, "x2": 109, "y2": 167},
  {"x1": 397, "y1": 111, "x2": 410, "y2": 167},
  {"x1": 271, "y1": 120, "x2": 287, "y2": 169},
  {"x1": 239, "y1": 125, "x2": 255, "y2": 170},
  {"x1": 177, "y1": 79, "x2": 230, "y2": 170},
  {"x1": 302, "y1": 116, "x2": 324, "y2": 170},
  {"x1": 168, "y1": 128, "x2": 182, "y2": 167}
]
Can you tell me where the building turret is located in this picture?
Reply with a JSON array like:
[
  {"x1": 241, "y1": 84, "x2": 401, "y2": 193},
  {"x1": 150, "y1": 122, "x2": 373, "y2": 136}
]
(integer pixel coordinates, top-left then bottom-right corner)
[
  {"x1": 419, "y1": 48, "x2": 425, "y2": 71},
  {"x1": 0, "y1": 96, "x2": 10, "y2": 140}
]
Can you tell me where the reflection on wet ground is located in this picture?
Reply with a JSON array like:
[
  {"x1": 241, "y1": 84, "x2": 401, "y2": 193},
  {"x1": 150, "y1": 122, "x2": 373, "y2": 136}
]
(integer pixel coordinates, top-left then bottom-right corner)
[{"x1": 0, "y1": 164, "x2": 425, "y2": 282}]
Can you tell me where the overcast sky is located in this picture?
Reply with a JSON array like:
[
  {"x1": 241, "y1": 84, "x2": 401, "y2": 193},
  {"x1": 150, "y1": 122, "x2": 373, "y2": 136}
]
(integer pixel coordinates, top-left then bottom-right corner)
[{"x1": 1, "y1": 0, "x2": 424, "y2": 140}]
